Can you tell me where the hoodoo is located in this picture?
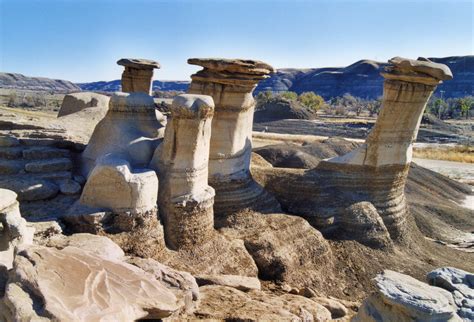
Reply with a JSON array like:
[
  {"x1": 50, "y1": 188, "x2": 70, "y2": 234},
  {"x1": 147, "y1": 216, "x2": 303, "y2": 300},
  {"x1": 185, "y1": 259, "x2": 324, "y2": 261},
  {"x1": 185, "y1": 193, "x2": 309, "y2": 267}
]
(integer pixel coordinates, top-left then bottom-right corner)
[
  {"x1": 117, "y1": 58, "x2": 161, "y2": 95},
  {"x1": 150, "y1": 94, "x2": 215, "y2": 250},
  {"x1": 187, "y1": 58, "x2": 281, "y2": 216},
  {"x1": 262, "y1": 57, "x2": 453, "y2": 243}
]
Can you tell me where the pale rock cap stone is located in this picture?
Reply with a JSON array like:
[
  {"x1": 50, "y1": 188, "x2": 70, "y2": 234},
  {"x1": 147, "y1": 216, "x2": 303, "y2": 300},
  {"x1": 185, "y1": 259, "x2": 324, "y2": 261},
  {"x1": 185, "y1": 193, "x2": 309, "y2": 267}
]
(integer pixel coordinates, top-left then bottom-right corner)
[
  {"x1": 170, "y1": 94, "x2": 214, "y2": 119},
  {"x1": 117, "y1": 58, "x2": 161, "y2": 70},
  {"x1": 382, "y1": 56, "x2": 453, "y2": 85},
  {"x1": 108, "y1": 91, "x2": 156, "y2": 112}
]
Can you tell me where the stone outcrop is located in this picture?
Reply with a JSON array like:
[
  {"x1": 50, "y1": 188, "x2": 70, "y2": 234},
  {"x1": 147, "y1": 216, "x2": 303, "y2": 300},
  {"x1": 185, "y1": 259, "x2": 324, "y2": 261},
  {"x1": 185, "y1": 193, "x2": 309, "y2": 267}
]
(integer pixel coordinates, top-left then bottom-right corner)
[
  {"x1": 259, "y1": 57, "x2": 453, "y2": 244},
  {"x1": 81, "y1": 92, "x2": 164, "y2": 176},
  {"x1": 0, "y1": 245, "x2": 181, "y2": 321},
  {"x1": 196, "y1": 274, "x2": 261, "y2": 291},
  {"x1": 354, "y1": 270, "x2": 461, "y2": 321},
  {"x1": 58, "y1": 92, "x2": 110, "y2": 117},
  {"x1": 187, "y1": 58, "x2": 280, "y2": 216},
  {"x1": 427, "y1": 267, "x2": 474, "y2": 320},
  {"x1": 0, "y1": 189, "x2": 34, "y2": 269},
  {"x1": 150, "y1": 94, "x2": 215, "y2": 250},
  {"x1": 0, "y1": 138, "x2": 81, "y2": 201},
  {"x1": 117, "y1": 58, "x2": 160, "y2": 94},
  {"x1": 191, "y1": 285, "x2": 332, "y2": 321}
]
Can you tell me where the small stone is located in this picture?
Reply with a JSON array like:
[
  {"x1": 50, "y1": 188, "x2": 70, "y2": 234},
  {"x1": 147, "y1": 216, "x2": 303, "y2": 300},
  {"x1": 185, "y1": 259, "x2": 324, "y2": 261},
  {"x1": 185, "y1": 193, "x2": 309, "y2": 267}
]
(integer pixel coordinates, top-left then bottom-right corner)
[
  {"x1": 0, "y1": 136, "x2": 19, "y2": 147},
  {"x1": 24, "y1": 158, "x2": 72, "y2": 173},
  {"x1": 58, "y1": 179, "x2": 81, "y2": 195},
  {"x1": 311, "y1": 297, "x2": 348, "y2": 319}
]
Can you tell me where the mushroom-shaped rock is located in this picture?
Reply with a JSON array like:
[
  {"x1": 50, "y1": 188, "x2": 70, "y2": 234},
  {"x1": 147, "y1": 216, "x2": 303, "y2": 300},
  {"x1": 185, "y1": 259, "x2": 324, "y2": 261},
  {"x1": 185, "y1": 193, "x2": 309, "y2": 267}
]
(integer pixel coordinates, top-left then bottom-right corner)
[
  {"x1": 150, "y1": 94, "x2": 215, "y2": 250},
  {"x1": 187, "y1": 58, "x2": 280, "y2": 216},
  {"x1": 117, "y1": 58, "x2": 160, "y2": 94}
]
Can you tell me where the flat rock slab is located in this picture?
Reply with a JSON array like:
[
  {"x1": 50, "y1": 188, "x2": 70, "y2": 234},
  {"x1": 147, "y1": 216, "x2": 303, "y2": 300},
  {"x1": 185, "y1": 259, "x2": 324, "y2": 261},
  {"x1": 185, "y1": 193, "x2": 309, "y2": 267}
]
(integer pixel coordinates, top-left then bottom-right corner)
[
  {"x1": 22, "y1": 147, "x2": 70, "y2": 160},
  {"x1": 0, "y1": 178, "x2": 59, "y2": 201},
  {"x1": 25, "y1": 158, "x2": 72, "y2": 173},
  {"x1": 117, "y1": 58, "x2": 161, "y2": 69},
  {"x1": 2, "y1": 245, "x2": 179, "y2": 321},
  {"x1": 196, "y1": 274, "x2": 261, "y2": 292}
]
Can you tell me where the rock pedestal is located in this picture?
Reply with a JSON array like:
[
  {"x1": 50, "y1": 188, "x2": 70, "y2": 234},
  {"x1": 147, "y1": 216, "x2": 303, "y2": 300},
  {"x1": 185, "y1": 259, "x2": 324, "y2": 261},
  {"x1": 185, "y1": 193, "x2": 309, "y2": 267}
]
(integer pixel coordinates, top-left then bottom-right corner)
[
  {"x1": 151, "y1": 94, "x2": 215, "y2": 250},
  {"x1": 117, "y1": 58, "x2": 160, "y2": 95},
  {"x1": 317, "y1": 57, "x2": 453, "y2": 240},
  {"x1": 81, "y1": 92, "x2": 164, "y2": 177},
  {"x1": 187, "y1": 58, "x2": 280, "y2": 216}
]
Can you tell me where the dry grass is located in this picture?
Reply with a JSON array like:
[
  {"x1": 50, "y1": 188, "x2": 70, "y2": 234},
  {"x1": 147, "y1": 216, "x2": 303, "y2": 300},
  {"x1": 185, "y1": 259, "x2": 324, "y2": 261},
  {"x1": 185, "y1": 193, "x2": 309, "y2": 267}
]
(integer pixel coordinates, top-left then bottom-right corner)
[{"x1": 413, "y1": 145, "x2": 474, "y2": 163}]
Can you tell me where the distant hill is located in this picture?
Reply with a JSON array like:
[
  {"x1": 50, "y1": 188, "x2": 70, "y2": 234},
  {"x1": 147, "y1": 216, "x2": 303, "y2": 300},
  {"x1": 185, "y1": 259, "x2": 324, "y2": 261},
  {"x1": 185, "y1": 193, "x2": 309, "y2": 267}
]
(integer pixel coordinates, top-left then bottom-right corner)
[
  {"x1": 0, "y1": 72, "x2": 81, "y2": 93},
  {"x1": 3, "y1": 56, "x2": 472, "y2": 99},
  {"x1": 77, "y1": 80, "x2": 190, "y2": 92},
  {"x1": 256, "y1": 56, "x2": 474, "y2": 99}
]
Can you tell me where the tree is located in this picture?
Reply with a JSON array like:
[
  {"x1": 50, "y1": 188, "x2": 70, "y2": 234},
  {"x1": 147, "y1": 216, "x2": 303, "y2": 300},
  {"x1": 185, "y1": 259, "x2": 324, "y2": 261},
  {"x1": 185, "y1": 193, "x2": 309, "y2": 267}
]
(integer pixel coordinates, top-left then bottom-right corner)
[
  {"x1": 279, "y1": 91, "x2": 298, "y2": 101},
  {"x1": 367, "y1": 97, "x2": 382, "y2": 117},
  {"x1": 298, "y1": 91, "x2": 325, "y2": 111},
  {"x1": 459, "y1": 97, "x2": 473, "y2": 119}
]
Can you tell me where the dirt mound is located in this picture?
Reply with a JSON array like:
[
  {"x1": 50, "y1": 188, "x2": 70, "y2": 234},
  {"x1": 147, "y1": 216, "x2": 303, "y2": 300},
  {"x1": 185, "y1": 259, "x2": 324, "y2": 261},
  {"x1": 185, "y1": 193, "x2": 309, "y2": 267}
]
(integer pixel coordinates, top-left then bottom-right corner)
[{"x1": 254, "y1": 97, "x2": 317, "y2": 123}]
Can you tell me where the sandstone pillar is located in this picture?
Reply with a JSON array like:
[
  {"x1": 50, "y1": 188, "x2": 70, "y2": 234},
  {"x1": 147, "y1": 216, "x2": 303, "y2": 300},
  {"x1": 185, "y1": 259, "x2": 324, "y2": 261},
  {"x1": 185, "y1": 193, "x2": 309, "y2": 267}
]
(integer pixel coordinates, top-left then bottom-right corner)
[
  {"x1": 187, "y1": 58, "x2": 280, "y2": 216},
  {"x1": 117, "y1": 58, "x2": 160, "y2": 95},
  {"x1": 151, "y1": 94, "x2": 215, "y2": 250},
  {"x1": 319, "y1": 57, "x2": 453, "y2": 240}
]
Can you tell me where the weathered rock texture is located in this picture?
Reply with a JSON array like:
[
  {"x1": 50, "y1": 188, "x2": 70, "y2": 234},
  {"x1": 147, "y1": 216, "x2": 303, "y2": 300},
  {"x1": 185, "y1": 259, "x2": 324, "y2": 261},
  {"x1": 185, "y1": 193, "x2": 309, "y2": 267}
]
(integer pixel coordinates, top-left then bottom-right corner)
[
  {"x1": 187, "y1": 58, "x2": 280, "y2": 216},
  {"x1": 0, "y1": 189, "x2": 33, "y2": 269},
  {"x1": 354, "y1": 270, "x2": 461, "y2": 321},
  {"x1": 117, "y1": 58, "x2": 160, "y2": 94},
  {"x1": 81, "y1": 92, "x2": 163, "y2": 177},
  {"x1": 259, "y1": 57, "x2": 453, "y2": 244},
  {"x1": 0, "y1": 245, "x2": 183, "y2": 321},
  {"x1": 427, "y1": 267, "x2": 474, "y2": 320},
  {"x1": 150, "y1": 94, "x2": 215, "y2": 250},
  {"x1": 58, "y1": 92, "x2": 110, "y2": 117}
]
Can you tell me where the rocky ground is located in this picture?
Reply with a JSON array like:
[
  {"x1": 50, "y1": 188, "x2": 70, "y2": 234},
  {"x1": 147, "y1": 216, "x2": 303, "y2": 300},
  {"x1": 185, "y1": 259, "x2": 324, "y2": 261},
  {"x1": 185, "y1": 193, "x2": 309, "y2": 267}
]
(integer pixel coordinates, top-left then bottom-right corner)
[{"x1": 0, "y1": 104, "x2": 473, "y2": 320}]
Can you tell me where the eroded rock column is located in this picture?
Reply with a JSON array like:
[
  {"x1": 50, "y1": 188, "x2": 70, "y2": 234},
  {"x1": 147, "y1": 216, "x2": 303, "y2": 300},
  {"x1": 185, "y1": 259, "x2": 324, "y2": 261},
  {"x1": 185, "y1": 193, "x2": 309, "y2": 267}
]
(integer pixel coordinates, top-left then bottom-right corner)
[
  {"x1": 319, "y1": 57, "x2": 453, "y2": 240},
  {"x1": 117, "y1": 58, "x2": 160, "y2": 95},
  {"x1": 187, "y1": 58, "x2": 281, "y2": 216},
  {"x1": 150, "y1": 94, "x2": 215, "y2": 250}
]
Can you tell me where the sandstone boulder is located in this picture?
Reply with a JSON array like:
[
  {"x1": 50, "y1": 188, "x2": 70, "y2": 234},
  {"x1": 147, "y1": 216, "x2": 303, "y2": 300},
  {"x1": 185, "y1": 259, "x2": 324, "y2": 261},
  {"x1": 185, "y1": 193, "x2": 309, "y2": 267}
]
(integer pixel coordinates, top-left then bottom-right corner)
[
  {"x1": 58, "y1": 179, "x2": 81, "y2": 195},
  {"x1": 58, "y1": 92, "x2": 110, "y2": 117},
  {"x1": 336, "y1": 201, "x2": 393, "y2": 249},
  {"x1": 80, "y1": 155, "x2": 158, "y2": 213},
  {"x1": 427, "y1": 267, "x2": 474, "y2": 320},
  {"x1": 1, "y1": 245, "x2": 180, "y2": 321},
  {"x1": 218, "y1": 211, "x2": 335, "y2": 290},
  {"x1": 354, "y1": 270, "x2": 461, "y2": 321}
]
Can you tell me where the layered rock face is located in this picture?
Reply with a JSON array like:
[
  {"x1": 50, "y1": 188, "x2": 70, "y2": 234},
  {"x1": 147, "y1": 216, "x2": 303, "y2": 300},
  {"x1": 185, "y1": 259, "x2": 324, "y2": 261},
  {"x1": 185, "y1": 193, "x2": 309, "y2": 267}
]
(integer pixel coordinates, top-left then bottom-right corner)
[
  {"x1": 117, "y1": 58, "x2": 160, "y2": 95},
  {"x1": 150, "y1": 94, "x2": 215, "y2": 249},
  {"x1": 187, "y1": 58, "x2": 281, "y2": 215},
  {"x1": 81, "y1": 92, "x2": 163, "y2": 176},
  {"x1": 261, "y1": 57, "x2": 453, "y2": 243}
]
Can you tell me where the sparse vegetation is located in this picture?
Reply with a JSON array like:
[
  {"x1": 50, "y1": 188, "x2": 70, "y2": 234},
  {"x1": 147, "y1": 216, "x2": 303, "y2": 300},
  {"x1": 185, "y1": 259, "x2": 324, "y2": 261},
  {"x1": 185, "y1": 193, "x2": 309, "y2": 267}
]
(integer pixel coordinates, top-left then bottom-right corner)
[
  {"x1": 426, "y1": 95, "x2": 473, "y2": 120},
  {"x1": 413, "y1": 145, "x2": 474, "y2": 163}
]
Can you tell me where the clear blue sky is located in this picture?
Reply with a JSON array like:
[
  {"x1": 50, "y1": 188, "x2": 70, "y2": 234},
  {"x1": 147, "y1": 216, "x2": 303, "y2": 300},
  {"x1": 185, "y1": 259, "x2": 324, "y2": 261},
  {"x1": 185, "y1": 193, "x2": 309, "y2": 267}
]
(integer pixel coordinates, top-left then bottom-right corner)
[{"x1": 0, "y1": 0, "x2": 472, "y2": 82}]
